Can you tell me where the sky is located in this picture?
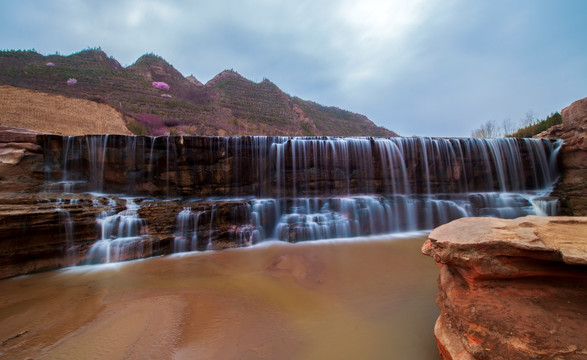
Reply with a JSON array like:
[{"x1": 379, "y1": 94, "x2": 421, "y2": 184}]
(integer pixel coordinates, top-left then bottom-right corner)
[{"x1": 1, "y1": 0, "x2": 586, "y2": 137}]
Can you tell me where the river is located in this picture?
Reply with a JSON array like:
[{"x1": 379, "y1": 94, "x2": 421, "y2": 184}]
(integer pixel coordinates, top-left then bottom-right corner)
[{"x1": 0, "y1": 233, "x2": 440, "y2": 359}]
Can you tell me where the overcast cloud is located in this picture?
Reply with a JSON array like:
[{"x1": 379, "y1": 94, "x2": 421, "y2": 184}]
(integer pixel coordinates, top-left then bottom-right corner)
[{"x1": 1, "y1": 0, "x2": 586, "y2": 136}]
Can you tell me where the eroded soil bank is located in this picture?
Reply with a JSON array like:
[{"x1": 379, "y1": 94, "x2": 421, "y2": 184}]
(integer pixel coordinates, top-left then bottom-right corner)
[{"x1": 0, "y1": 234, "x2": 440, "y2": 360}]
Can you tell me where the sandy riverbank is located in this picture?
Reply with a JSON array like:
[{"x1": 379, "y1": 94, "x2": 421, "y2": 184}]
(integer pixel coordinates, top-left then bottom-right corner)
[{"x1": 0, "y1": 234, "x2": 440, "y2": 359}]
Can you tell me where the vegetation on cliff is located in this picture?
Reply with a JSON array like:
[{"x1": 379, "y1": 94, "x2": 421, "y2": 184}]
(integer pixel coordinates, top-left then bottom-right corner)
[
  {"x1": 471, "y1": 111, "x2": 563, "y2": 138},
  {"x1": 0, "y1": 48, "x2": 396, "y2": 137},
  {"x1": 507, "y1": 112, "x2": 562, "y2": 138}
]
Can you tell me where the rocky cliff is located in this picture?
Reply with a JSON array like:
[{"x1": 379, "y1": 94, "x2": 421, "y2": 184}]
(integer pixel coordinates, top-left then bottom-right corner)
[
  {"x1": 536, "y1": 96, "x2": 587, "y2": 215},
  {"x1": 0, "y1": 49, "x2": 395, "y2": 137},
  {"x1": 422, "y1": 216, "x2": 587, "y2": 360}
]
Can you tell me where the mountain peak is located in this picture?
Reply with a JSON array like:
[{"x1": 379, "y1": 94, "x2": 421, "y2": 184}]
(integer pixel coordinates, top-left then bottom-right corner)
[
  {"x1": 206, "y1": 69, "x2": 249, "y2": 87},
  {"x1": 132, "y1": 53, "x2": 170, "y2": 66},
  {"x1": 129, "y1": 53, "x2": 185, "y2": 84},
  {"x1": 64, "y1": 48, "x2": 122, "y2": 70},
  {"x1": 186, "y1": 75, "x2": 203, "y2": 87}
]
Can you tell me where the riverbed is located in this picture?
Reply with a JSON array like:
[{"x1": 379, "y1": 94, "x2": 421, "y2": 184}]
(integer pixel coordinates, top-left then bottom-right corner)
[{"x1": 0, "y1": 233, "x2": 440, "y2": 359}]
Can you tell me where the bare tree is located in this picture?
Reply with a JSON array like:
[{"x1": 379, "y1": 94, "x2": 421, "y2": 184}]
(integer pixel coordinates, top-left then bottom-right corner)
[
  {"x1": 521, "y1": 110, "x2": 535, "y2": 128},
  {"x1": 501, "y1": 118, "x2": 516, "y2": 137},
  {"x1": 471, "y1": 119, "x2": 500, "y2": 138}
]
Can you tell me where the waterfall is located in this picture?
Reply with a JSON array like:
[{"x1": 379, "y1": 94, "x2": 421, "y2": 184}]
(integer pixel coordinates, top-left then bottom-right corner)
[
  {"x1": 41, "y1": 134, "x2": 563, "y2": 254},
  {"x1": 56, "y1": 204, "x2": 75, "y2": 264},
  {"x1": 174, "y1": 207, "x2": 203, "y2": 252},
  {"x1": 207, "y1": 205, "x2": 216, "y2": 250},
  {"x1": 86, "y1": 198, "x2": 148, "y2": 264},
  {"x1": 86, "y1": 135, "x2": 109, "y2": 193}
]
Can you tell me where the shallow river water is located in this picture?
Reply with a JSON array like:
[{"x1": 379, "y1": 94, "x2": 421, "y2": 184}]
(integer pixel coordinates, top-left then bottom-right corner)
[{"x1": 0, "y1": 233, "x2": 440, "y2": 360}]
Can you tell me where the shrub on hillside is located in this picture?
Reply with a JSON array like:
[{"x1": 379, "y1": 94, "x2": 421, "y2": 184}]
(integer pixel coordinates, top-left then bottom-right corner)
[
  {"x1": 507, "y1": 112, "x2": 562, "y2": 138},
  {"x1": 127, "y1": 119, "x2": 148, "y2": 135},
  {"x1": 135, "y1": 113, "x2": 168, "y2": 136},
  {"x1": 163, "y1": 118, "x2": 181, "y2": 127}
]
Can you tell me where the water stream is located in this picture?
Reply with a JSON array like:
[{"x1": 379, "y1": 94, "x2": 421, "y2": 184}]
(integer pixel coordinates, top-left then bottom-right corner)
[
  {"x1": 0, "y1": 234, "x2": 440, "y2": 360},
  {"x1": 40, "y1": 135, "x2": 562, "y2": 262}
]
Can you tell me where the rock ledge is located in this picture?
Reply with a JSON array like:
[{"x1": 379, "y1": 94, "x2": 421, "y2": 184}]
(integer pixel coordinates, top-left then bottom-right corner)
[{"x1": 423, "y1": 216, "x2": 587, "y2": 360}]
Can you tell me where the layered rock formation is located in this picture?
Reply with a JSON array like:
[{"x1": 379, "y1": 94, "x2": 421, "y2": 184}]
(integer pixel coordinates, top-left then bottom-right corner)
[
  {"x1": 0, "y1": 126, "x2": 45, "y2": 193},
  {"x1": 0, "y1": 125, "x2": 562, "y2": 278},
  {"x1": 0, "y1": 192, "x2": 255, "y2": 278},
  {"x1": 423, "y1": 216, "x2": 587, "y2": 360},
  {"x1": 536, "y1": 96, "x2": 587, "y2": 215}
]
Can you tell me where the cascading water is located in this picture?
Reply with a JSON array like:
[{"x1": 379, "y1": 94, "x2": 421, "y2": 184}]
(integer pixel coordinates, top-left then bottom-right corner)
[
  {"x1": 86, "y1": 198, "x2": 149, "y2": 264},
  {"x1": 56, "y1": 202, "x2": 75, "y2": 263},
  {"x1": 42, "y1": 134, "x2": 562, "y2": 258},
  {"x1": 241, "y1": 137, "x2": 562, "y2": 242},
  {"x1": 174, "y1": 207, "x2": 202, "y2": 252},
  {"x1": 207, "y1": 204, "x2": 216, "y2": 250}
]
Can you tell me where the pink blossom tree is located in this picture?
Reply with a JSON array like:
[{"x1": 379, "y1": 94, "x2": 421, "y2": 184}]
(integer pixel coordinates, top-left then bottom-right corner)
[
  {"x1": 152, "y1": 81, "x2": 170, "y2": 91},
  {"x1": 66, "y1": 78, "x2": 77, "y2": 86}
]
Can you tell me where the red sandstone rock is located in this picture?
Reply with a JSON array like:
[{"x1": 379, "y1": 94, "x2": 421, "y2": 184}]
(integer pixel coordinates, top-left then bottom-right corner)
[
  {"x1": 423, "y1": 216, "x2": 587, "y2": 360},
  {"x1": 537, "y1": 96, "x2": 587, "y2": 216},
  {"x1": 0, "y1": 126, "x2": 46, "y2": 193},
  {"x1": 561, "y1": 97, "x2": 587, "y2": 130}
]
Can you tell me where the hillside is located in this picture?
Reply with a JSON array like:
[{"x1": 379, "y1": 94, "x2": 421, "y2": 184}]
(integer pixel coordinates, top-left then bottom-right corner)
[
  {"x1": 0, "y1": 85, "x2": 131, "y2": 135},
  {"x1": 0, "y1": 49, "x2": 397, "y2": 137}
]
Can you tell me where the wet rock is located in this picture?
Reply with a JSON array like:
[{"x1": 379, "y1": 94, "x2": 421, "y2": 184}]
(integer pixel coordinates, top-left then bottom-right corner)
[
  {"x1": 0, "y1": 191, "x2": 264, "y2": 278},
  {"x1": 422, "y1": 216, "x2": 587, "y2": 360},
  {"x1": 0, "y1": 193, "x2": 110, "y2": 278}
]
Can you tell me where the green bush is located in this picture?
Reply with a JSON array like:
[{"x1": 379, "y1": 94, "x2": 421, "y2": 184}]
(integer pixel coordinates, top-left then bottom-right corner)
[
  {"x1": 126, "y1": 119, "x2": 148, "y2": 135},
  {"x1": 508, "y1": 112, "x2": 562, "y2": 138}
]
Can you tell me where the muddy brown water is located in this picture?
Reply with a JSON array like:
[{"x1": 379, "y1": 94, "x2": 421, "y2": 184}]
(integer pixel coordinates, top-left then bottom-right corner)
[{"x1": 0, "y1": 234, "x2": 440, "y2": 359}]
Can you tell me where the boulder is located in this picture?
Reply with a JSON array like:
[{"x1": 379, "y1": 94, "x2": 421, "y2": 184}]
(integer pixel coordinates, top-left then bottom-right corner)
[
  {"x1": 422, "y1": 216, "x2": 587, "y2": 360},
  {"x1": 536, "y1": 96, "x2": 587, "y2": 215},
  {"x1": 562, "y1": 97, "x2": 587, "y2": 130}
]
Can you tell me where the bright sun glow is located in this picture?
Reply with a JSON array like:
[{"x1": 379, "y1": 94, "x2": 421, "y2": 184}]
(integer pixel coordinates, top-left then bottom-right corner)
[
  {"x1": 338, "y1": 0, "x2": 425, "y2": 44},
  {"x1": 333, "y1": 0, "x2": 428, "y2": 88}
]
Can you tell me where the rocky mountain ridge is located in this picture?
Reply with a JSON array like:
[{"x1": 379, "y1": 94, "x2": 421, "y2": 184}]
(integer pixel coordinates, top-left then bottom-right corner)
[{"x1": 0, "y1": 49, "x2": 396, "y2": 137}]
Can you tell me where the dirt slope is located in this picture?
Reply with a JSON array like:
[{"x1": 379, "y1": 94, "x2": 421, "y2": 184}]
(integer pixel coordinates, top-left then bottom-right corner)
[{"x1": 0, "y1": 85, "x2": 131, "y2": 135}]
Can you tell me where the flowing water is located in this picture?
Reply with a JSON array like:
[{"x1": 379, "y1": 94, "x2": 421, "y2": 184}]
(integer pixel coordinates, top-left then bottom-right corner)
[
  {"x1": 39, "y1": 135, "x2": 563, "y2": 263},
  {"x1": 0, "y1": 234, "x2": 440, "y2": 359}
]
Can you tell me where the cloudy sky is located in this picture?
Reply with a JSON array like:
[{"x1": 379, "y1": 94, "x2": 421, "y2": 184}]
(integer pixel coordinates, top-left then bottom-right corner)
[{"x1": 1, "y1": 0, "x2": 586, "y2": 137}]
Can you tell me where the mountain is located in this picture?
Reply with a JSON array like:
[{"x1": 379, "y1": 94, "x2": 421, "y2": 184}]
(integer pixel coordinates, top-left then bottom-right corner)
[{"x1": 0, "y1": 48, "x2": 397, "y2": 137}]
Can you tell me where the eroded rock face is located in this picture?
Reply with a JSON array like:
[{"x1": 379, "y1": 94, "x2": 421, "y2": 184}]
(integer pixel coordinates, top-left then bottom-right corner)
[
  {"x1": 536, "y1": 96, "x2": 587, "y2": 215},
  {"x1": 0, "y1": 126, "x2": 45, "y2": 193},
  {"x1": 422, "y1": 216, "x2": 587, "y2": 360}
]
